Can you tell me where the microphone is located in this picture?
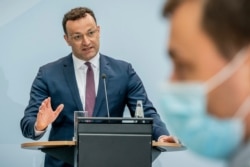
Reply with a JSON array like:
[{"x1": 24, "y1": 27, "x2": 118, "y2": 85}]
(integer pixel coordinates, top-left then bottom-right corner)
[{"x1": 102, "y1": 74, "x2": 110, "y2": 118}]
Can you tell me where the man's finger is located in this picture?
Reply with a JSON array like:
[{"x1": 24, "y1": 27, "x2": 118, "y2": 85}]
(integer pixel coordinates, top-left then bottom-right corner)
[
  {"x1": 55, "y1": 104, "x2": 64, "y2": 115},
  {"x1": 45, "y1": 97, "x2": 51, "y2": 108},
  {"x1": 164, "y1": 136, "x2": 180, "y2": 143},
  {"x1": 39, "y1": 102, "x2": 46, "y2": 112}
]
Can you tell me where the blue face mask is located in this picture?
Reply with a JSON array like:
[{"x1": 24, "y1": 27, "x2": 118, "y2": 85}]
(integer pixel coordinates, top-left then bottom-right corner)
[{"x1": 160, "y1": 48, "x2": 250, "y2": 159}]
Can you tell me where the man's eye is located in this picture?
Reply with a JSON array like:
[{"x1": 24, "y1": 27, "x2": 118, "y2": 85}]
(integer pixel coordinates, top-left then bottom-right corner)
[
  {"x1": 88, "y1": 30, "x2": 95, "y2": 36},
  {"x1": 73, "y1": 35, "x2": 82, "y2": 40}
]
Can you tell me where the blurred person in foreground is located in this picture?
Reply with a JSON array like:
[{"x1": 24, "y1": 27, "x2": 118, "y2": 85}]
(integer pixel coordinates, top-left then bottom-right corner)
[
  {"x1": 20, "y1": 7, "x2": 175, "y2": 167},
  {"x1": 160, "y1": 0, "x2": 250, "y2": 166}
]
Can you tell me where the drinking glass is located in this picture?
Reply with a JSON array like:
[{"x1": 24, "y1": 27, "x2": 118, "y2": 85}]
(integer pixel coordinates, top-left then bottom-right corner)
[{"x1": 73, "y1": 111, "x2": 88, "y2": 141}]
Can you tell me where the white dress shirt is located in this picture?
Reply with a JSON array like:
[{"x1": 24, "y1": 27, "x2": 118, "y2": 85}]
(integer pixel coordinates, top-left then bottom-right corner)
[{"x1": 72, "y1": 53, "x2": 100, "y2": 110}]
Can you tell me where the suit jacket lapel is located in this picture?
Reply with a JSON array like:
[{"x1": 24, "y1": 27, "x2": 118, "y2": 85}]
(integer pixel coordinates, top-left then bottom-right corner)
[{"x1": 63, "y1": 54, "x2": 83, "y2": 111}]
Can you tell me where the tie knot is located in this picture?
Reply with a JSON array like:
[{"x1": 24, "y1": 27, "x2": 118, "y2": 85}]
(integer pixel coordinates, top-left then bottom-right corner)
[{"x1": 85, "y1": 62, "x2": 91, "y2": 68}]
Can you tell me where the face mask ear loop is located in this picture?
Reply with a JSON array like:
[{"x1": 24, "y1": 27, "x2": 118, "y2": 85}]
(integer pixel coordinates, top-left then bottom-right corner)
[
  {"x1": 233, "y1": 96, "x2": 250, "y2": 119},
  {"x1": 205, "y1": 48, "x2": 249, "y2": 94}
]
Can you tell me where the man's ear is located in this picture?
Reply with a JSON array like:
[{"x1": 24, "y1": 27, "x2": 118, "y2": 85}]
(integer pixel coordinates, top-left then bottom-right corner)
[
  {"x1": 96, "y1": 25, "x2": 101, "y2": 38},
  {"x1": 64, "y1": 34, "x2": 71, "y2": 46},
  {"x1": 244, "y1": 47, "x2": 250, "y2": 65}
]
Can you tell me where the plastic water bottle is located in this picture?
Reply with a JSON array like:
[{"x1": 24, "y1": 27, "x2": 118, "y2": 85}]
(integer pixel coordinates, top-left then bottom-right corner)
[{"x1": 135, "y1": 100, "x2": 144, "y2": 120}]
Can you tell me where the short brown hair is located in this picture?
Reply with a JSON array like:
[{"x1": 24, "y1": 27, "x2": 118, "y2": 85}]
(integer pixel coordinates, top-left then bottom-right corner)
[
  {"x1": 62, "y1": 7, "x2": 97, "y2": 34},
  {"x1": 163, "y1": 0, "x2": 250, "y2": 60}
]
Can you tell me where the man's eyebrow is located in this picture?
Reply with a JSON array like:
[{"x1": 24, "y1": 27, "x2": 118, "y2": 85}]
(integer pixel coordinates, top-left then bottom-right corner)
[
  {"x1": 87, "y1": 27, "x2": 97, "y2": 31},
  {"x1": 70, "y1": 32, "x2": 81, "y2": 35}
]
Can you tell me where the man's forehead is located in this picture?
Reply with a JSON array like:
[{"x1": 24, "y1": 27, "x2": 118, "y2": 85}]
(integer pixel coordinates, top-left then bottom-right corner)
[
  {"x1": 66, "y1": 17, "x2": 97, "y2": 32},
  {"x1": 170, "y1": 0, "x2": 203, "y2": 34},
  {"x1": 168, "y1": 0, "x2": 204, "y2": 54}
]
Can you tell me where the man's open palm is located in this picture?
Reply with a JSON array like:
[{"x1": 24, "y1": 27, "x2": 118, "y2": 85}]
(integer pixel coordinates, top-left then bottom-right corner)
[{"x1": 35, "y1": 97, "x2": 64, "y2": 131}]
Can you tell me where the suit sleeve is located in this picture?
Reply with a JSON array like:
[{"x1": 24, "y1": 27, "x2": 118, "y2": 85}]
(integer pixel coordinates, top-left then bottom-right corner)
[
  {"x1": 20, "y1": 67, "x2": 48, "y2": 140},
  {"x1": 125, "y1": 64, "x2": 169, "y2": 140}
]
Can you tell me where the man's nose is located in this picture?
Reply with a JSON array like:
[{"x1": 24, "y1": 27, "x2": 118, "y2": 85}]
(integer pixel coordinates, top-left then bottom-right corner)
[{"x1": 81, "y1": 35, "x2": 91, "y2": 45}]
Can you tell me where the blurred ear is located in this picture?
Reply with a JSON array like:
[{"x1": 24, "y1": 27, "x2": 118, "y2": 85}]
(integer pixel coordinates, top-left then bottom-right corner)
[
  {"x1": 242, "y1": 47, "x2": 250, "y2": 83},
  {"x1": 64, "y1": 34, "x2": 71, "y2": 46},
  {"x1": 96, "y1": 25, "x2": 100, "y2": 38},
  {"x1": 246, "y1": 47, "x2": 250, "y2": 63}
]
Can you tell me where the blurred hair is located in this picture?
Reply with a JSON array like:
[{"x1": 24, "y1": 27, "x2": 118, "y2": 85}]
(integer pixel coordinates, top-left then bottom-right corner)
[
  {"x1": 163, "y1": 0, "x2": 250, "y2": 60},
  {"x1": 62, "y1": 7, "x2": 97, "y2": 34}
]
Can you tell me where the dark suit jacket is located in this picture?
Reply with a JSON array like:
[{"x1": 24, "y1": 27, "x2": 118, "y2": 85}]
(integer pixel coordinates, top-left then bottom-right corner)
[{"x1": 20, "y1": 53, "x2": 169, "y2": 167}]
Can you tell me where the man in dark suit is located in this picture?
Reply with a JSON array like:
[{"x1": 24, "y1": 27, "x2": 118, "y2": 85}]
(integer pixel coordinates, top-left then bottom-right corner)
[{"x1": 20, "y1": 7, "x2": 174, "y2": 167}]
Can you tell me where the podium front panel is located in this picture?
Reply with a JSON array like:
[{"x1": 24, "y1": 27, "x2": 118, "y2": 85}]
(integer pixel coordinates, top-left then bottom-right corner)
[{"x1": 77, "y1": 118, "x2": 153, "y2": 167}]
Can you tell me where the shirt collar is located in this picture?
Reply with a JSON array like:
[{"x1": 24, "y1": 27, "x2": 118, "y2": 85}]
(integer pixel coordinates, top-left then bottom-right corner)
[{"x1": 72, "y1": 53, "x2": 100, "y2": 70}]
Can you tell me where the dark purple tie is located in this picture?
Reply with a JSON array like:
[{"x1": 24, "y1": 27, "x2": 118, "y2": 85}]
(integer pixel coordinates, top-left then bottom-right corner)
[{"x1": 85, "y1": 62, "x2": 96, "y2": 117}]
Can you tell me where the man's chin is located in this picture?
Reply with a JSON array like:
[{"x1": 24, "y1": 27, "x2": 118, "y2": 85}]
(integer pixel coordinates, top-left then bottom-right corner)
[{"x1": 79, "y1": 53, "x2": 96, "y2": 61}]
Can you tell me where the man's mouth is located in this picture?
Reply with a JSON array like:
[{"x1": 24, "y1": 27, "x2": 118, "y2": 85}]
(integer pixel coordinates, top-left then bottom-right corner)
[{"x1": 82, "y1": 47, "x2": 93, "y2": 51}]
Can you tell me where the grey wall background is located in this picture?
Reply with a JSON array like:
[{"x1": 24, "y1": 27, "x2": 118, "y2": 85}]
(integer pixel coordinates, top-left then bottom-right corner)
[{"x1": 0, "y1": 0, "x2": 226, "y2": 166}]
